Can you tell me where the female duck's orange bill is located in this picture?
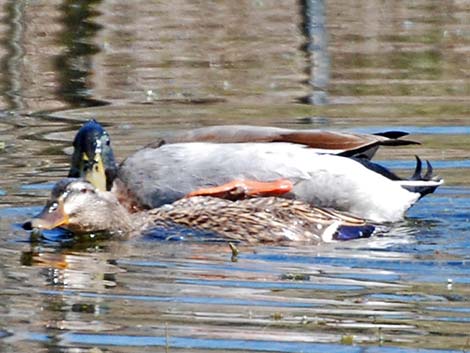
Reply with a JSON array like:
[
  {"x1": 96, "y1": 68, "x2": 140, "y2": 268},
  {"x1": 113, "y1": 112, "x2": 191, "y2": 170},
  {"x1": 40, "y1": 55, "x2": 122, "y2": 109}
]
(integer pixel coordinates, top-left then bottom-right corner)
[{"x1": 28, "y1": 200, "x2": 69, "y2": 230}]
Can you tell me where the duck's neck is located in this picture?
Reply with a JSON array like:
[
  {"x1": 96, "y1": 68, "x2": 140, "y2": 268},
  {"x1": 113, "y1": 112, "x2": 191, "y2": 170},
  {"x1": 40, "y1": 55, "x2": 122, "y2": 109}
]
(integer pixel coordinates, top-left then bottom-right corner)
[
  {"x1": 104, "y1": 198, "x2": 159, "y2": 238},
  {"x1": 111, "y1": 178, "x2": 146, "y2": 213},
  {"x1": 90, "y1": 190, "x2": 136, "y2": 238}
]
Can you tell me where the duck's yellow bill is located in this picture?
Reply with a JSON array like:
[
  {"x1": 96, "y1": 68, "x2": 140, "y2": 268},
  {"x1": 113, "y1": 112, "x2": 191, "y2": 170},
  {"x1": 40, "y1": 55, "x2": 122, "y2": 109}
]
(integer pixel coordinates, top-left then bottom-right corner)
[
  {"x1": 81, "y1": 152, "x2": 107, "y2": 192},
  {"x1": 30, "y1": 201, "x2": 69, "y2": 230}
]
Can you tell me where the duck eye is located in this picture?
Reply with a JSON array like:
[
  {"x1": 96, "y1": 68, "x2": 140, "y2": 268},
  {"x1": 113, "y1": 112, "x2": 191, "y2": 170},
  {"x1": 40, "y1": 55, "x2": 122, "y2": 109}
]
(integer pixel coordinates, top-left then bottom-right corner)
[
  {"x1": 80, "y1": 188, "x2": 88, "y2": 194},
  {"x1": 49, "y1": 202, "x2": 58, "y2": 213}
]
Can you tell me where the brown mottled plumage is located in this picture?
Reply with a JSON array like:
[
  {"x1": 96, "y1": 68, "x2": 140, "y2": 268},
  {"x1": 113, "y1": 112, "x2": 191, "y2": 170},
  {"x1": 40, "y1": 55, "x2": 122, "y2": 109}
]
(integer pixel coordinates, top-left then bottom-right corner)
[
  {"x1": 146, "y1": 196, "x2": 369, "y2": 243},
  {"x1": 25, "y1": 179, "x2": 375, "y2": 243}
]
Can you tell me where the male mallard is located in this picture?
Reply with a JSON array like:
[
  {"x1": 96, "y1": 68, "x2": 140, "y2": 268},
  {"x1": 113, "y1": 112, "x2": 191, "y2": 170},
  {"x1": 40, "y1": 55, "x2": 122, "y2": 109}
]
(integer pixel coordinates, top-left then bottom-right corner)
[
  {"x1": 25, "y1": 179, "x2": 377, "y2": 243},
  {"x1": 68, "y1": 120, "x2": 442, "y2": 222}
]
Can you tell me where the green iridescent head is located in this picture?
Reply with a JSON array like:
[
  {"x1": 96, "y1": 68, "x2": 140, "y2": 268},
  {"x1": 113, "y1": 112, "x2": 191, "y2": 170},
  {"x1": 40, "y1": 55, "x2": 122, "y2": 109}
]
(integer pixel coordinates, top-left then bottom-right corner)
[{"x1": 68, "y1": 119, "x2": 118, "y2": 191}]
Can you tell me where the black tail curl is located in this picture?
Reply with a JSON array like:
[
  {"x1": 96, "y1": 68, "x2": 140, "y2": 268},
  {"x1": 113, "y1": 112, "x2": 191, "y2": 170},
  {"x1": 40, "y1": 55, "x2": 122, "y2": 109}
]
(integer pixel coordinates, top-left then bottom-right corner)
[
  {"x1": 354, "y1": 155, "x2": 442, "y2": 198},
  {"x1": 410, "y1": 155, "x2": 434, "y2": 181},
  {"x1": 404, "y1": 156, "x2": 442, "y2": 198}
]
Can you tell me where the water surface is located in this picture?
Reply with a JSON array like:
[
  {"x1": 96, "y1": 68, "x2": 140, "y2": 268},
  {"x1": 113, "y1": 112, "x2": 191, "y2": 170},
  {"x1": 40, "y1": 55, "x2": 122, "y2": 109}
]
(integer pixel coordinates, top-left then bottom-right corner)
[{"x1": 1, "y1": 1, "x2": 470, "y2": 352}]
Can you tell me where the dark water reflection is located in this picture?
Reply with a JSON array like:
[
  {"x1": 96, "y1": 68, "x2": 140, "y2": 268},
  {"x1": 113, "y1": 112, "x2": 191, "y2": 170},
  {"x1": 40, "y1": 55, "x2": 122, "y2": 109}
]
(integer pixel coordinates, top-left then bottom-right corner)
[
  {"x1": 55, "y1": 0, "x2": 107, "y2": 107},
  {"x1": 1, "y1": 0, "x2": 470, "y2": 352}
]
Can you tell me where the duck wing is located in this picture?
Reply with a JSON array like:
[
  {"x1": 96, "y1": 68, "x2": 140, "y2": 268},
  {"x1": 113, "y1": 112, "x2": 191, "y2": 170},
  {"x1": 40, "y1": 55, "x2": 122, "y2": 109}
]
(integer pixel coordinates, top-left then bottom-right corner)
[{"x1": 150, "y1": 125, "x2": 419, "y2": 160}]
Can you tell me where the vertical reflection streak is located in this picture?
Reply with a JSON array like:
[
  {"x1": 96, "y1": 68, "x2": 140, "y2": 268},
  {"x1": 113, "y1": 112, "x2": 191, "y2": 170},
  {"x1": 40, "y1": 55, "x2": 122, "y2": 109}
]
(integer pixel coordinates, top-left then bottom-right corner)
[
  {"x1": 55, "y1": 0, "x2": 106, "y2": 108},
  {"x1": 3, "y1": 0, "x2": 25, "y2": 111},
  {"x1": 302, "y1": 0, "x2": 330, "y2": 105}
]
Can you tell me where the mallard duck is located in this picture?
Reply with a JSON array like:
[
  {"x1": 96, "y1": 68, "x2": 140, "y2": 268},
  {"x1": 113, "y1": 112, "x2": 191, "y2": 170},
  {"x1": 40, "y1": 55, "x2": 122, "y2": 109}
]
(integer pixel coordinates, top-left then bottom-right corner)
[
  {"x1": 68, "y1": 120, "x2": 443, "y2": 222},
  {"x1": 24, "y1": 179, "x2": 377, "y2": 243}
]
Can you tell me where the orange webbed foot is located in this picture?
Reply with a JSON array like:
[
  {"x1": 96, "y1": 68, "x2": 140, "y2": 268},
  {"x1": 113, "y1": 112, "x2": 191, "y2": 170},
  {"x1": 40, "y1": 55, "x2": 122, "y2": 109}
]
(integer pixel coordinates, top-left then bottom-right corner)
[{"x1": 186, "y1": 178, "x2": 293, "y2": 200}]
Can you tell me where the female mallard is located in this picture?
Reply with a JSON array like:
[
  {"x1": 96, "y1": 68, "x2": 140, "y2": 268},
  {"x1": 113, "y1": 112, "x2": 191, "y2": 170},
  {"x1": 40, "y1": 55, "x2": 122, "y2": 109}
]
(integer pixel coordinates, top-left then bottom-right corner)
[
  {"x1": 68, "y1": 120, "x2": 442, "y2": 223},
  {"x1": 25, "y1": 179, "x2": 376, "y2": 243}
]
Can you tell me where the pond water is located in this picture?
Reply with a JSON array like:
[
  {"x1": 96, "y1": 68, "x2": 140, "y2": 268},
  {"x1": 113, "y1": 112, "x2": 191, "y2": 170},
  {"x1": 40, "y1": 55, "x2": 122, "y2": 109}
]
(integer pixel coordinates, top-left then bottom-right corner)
[{"x1": 1, "y1": 0, "x2": 470, "y2": 352}]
